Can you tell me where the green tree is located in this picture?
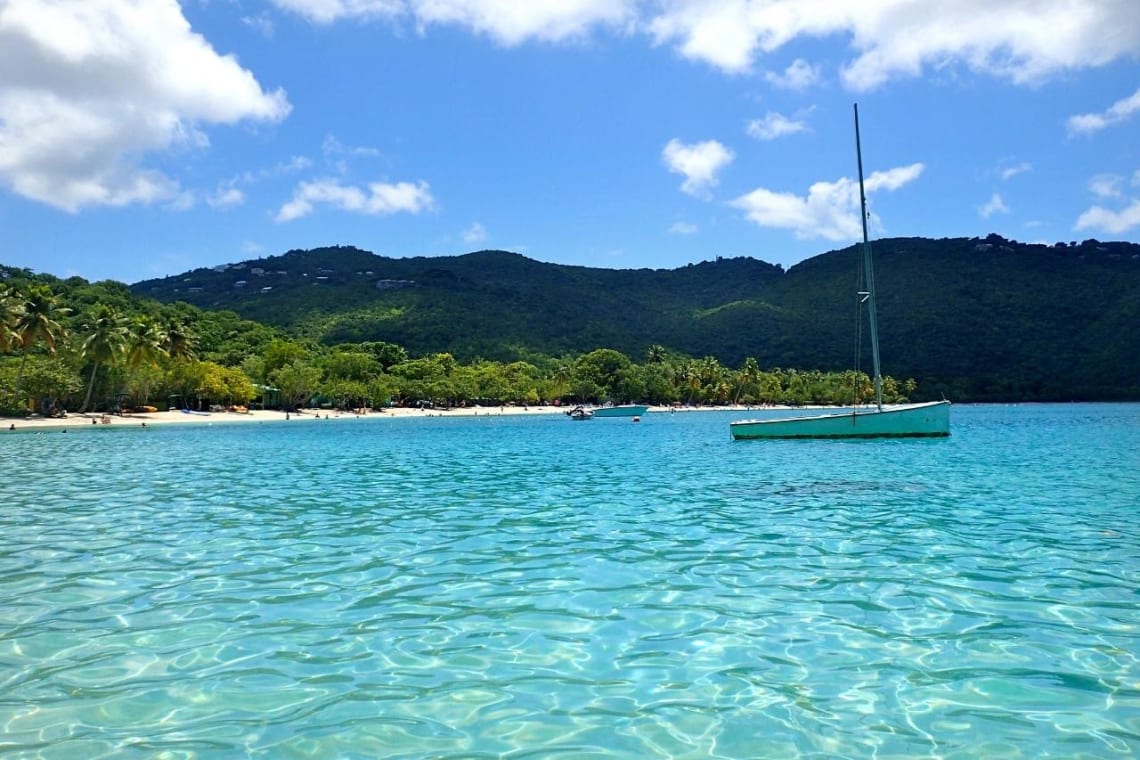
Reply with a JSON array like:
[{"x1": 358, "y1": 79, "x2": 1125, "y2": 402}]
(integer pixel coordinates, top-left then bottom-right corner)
[
  {"x1": 324, "y1": 378, "x2": 368, "y2": 410},
  {"x1": 11, "y1": 285, "x2": 70, "y2": 410},
  {"x1": 358, "y1": 341, "x2": 408, "y2": 370},
  {"x1": 271, "y1": 360, "x2": 323, "y2": 410},
  {"x1": 547, "y1": 362, "x2": 573, "y2": 401},
  {"x1": 323, "y1": 350, "x2": 380, "y2": 382},
  {"x1": 732, "y1": 357, "x2": 760, "y2": 404},
  {"x1": 194, "y1": 362, "x2": 232, "y2": 405},
  {"x1": 221, "y1": 365, "x2": 255, "y2": 405},
  {"x1": 161, "y1": 319, "x2": 197, "y2": 363},
  {"x1": 125, "y1": 316, "x2": 166, "y2": 372},
  {"x1": 164, "y1": 360, "x2": 207, "y2": 409},
  {"x1": 80, "y1": 306, "x2": 128, "y2": 412},
  {"x1": 262, "y1": 339, "x2": 308, "y2": 376},
  {"x1": 0, "y1": 286, "x2": 22, "y2": 354},
  {"x1": 640, "y1": 362, "x2": 677, "y2": 405},
  {"x1": 366, "y1": 374, "x2": 397, "y2": 408},
  {"x1": 574, "y1": 348, "x2": 633, "y2": 402},
  {"x1": 0, "y1": 355, "x2": 82, "y2": 414}
]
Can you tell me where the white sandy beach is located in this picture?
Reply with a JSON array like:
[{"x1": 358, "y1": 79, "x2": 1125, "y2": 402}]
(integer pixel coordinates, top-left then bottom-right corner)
[{"x1": 3, "y1": 403, "x2": 769, "y2": 433}]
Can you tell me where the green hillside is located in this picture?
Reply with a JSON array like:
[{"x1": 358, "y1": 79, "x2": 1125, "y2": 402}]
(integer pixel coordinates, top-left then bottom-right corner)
[{"x1": 129, "y1": 235, "x2": 1140, "y2": 401}]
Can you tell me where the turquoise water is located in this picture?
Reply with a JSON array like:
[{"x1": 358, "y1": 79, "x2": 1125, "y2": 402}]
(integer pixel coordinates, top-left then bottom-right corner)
[{"x1": 2, "y1": 404, "x2": 1138, "y2": 758}]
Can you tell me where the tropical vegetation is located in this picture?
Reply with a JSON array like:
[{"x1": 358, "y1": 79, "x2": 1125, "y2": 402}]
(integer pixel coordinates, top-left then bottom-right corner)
[
  {"x1": 1, "y1": 269, "x2": 916, "y2": 417},
  {"x1": 4, "y1": 232, "x2": 1138, "y2": 416},
  {"x1": 131, "y1": 235, "x2": 1140, "y2": 402}
]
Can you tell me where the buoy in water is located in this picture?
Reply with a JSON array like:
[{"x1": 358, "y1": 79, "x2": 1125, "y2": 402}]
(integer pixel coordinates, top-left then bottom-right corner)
[{"x1": 632, "y1": 416, "x2": 641, "y2": 423}]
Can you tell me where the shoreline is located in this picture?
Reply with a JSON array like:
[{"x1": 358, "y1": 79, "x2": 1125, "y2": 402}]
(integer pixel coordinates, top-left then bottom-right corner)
[{"x1": 1, "y1": 403, "x2": 799, "y2": 433}]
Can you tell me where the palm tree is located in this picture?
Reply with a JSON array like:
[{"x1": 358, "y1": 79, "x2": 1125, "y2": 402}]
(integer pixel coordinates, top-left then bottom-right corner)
[
  {"x1": 698, "y1": 356, "x2": 725, "y2": 404},
  {"x1": 646, "y1": 344, "x2": 666, "y2": 364},
  {"x1": 549, "y1": 363, "x2": 573, "y2": 400},
  {"x1": 80, "y1": 305, "x2": 127, "y2": 413},
  {"x1": 161, "y1": 319, "x2": 196, "y2": 362},
  {"x1": 11, "y1": 285, "x2": 69, "y2": 409},
  {"x1": 732, "y1": 357, "x2": 760, "y2": 405},
  {"x1": 0, "y1": 287, "x2": 22, "y2": 354},
  {"x1": 124, "y1": 315, "x2": 167, "y2": 407},
  {"x1": 13, "y1": 284, "x2": 68, "y2": 354},
  {"x1": 125, "y1": 316, "x2": 166, "y2": 371}
]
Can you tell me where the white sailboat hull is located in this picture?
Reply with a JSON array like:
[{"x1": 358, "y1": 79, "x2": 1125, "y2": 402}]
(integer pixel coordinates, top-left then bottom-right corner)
[{"x1": 730, "y1": 400, "x2": 950, "y2": 440}]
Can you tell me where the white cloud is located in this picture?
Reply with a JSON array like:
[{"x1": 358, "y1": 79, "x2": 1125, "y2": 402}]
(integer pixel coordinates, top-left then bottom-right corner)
[
  {"x1": 668, "y1": 221, "x2": 697, "y2": 235},
  {"x1": 647, "y1": 0, "x2": 1139, "y2": 88},
  {"x1": 1089, "y1": 174, "x2": 1123, "y2": 199},
  {"x1": 999, "y1": 162, "x2": 1031, "y2": 180},
  {"x1": 463, "y1": 221, "x2": 487, "y2": 243},
  {"x1": 413, "y1": 0, "x2": 638, "y2": 44},
  {"x1": 746, "y1": 111, "x2": 808, "y2": 141},
  {"x1": 1075, "y1": 200, "x2": 1140, "y2": 234},
  {"x1": 731, "y1": 163, "x2": 924, "y2": 241},
  {"x1": 1076, "y1": 169, "x2": 1140, "y2": 234},
  {"x1": 271, "y1": 1, "x2": 1138, "y2": 89},
  {"x1": 0, "y1": 0, "x2": 289, "y2": 212},
  {"x1": 764, "y1": 58, "x2": 821, "y2": 90},
  {"x1": 273, "y1": 0, "x2": 637, "y2": 43},
  {"x1": 864, "y1": 163, "x2": 925, "y2": 192},
  {"x1": 208, "y1": 185, "x2": 246, "y2": 209},
  {"x1": 662, "y1": 138, "x2": 734, "y2": 198},
  {"x1": 979, "y1": 193, "x2": 1008, "y2": 218},
  {"x1": 270, "y1": 1, "x2": 1137, "y2": 89},
  {"x1": 1067, "y1": 87, "x2": 1140, "y2": 135},
  {"x1": 242, "y1": 13, "x2": 276, "y2": 38},
  {"x1": 270, "y1": 0, "x2": 403, "y2": 25},
  {"x1": 323, "y1": 134, "x2": 382, "y2": 158},
  {"x1": 275, "y1": 178, "x2": 435, "y2": 222}
]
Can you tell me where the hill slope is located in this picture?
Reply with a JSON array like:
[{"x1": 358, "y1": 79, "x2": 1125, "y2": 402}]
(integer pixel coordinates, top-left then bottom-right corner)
[{"x1": 130, "y1": 236, "x2": 1140, "y2": 400}]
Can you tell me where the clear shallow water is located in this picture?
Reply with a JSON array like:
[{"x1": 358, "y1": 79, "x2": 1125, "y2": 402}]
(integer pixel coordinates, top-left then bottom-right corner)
[{"x1": 2, "y1": 404, "x2": 1139, "y2": 758}]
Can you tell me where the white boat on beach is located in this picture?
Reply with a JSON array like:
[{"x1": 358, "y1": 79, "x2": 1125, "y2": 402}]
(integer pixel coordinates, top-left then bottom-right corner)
[{"x1": 731, "y1": 104, "x2": 950, "y2": 440}]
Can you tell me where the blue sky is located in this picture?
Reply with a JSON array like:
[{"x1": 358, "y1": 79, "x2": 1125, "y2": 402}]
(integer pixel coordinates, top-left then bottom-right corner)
[{"x1": 1, "y1": 0, "x2": 1138, "y2": 283}]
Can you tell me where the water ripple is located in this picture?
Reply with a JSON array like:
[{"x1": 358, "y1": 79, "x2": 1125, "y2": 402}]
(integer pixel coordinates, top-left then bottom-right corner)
[{"x1": 2, "y1": 405, "x2": 1139, "y2": 757}]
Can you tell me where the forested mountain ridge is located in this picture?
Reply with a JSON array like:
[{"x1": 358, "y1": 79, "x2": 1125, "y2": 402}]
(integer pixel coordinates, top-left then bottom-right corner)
[{"x1": 130, "y1": 235, "x2": 1140, "y2": 401}]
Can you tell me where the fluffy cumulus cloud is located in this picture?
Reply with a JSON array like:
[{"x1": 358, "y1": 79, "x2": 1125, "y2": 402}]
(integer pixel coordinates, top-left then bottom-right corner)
[
  {"x1": 1075, "y1": 201, "x2": 1140, "y2": 234},
  {"x1": 980, "y1": 192, "x2": 1009, "y2": 218},
  {"x1": 270, "y1": 0, "x2": 403, "y2": 25},
  {"x1": 273, "y1": 0, "x2": 637, "y2": 42},
  {"x1": 1075, "y1": 169, "x2": 1140, "y2": 234},
  {"x1": 649, "y1": 0, "x2": 1139, "y2": 87},
  {"x1": 731, "y1": 163, "x2": 924, "y2": 241},
  {"x1": 275, "y1": 178, "x2": 435, "y2": 222},
  {"x1": 208, "y1": 185, "x2": 246, "y2": 209},
  {"x1": 0, "y1": 0, "x2": 290, "y2": 212},
  {"x1": 764, "y1": 58, "x2": 821, "y2": 90},
  {"x1": 271, "y1": 1, "x2": 1138, "y2": 89},
  {"x1": 662, "y1": 138, "x2": 734, "y2": 198},
  {"x1": 463, "y1": 221, "x2": 487, "y2": 244},
  {"x1": 1067, "y1": 87, "x2": 1140, "y2": 135},
  {"x1": 1088, "y1": 173, "x2": 1124, "y2": 199},
  {"x1": 746, "y1": 111, "x2": 808, "y2": 140}
]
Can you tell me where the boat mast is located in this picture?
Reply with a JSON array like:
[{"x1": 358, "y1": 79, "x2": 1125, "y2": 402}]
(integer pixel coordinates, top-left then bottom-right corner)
[{"x1": 854, "y1": 103, "x2": 883, "y2": 411}]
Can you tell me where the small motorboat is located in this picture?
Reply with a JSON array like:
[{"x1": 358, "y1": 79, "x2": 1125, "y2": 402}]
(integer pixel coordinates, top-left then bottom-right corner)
[{"x1": 567, "y1": 406, "x2": 594, "y2": 421}]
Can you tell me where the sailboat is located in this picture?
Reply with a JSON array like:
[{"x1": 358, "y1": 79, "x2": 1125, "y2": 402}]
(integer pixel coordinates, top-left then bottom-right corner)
[{"x1": 730, "y1": 104, "x2": 950, "y2": 440}]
